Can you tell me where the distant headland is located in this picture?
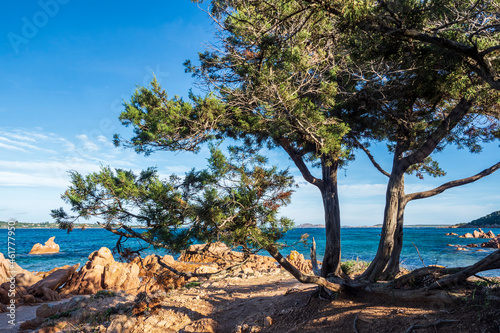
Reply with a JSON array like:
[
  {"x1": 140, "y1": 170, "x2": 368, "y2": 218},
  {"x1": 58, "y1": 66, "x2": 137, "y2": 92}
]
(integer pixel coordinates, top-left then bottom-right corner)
[
  {"x1": 451, "y1": 210, "x2": 500, "y2": 228},
  {"x1": 0, "y1": 221, "x2": 144, "y2": 229},
  {"x1": 295, "y1": 223, "x2": 325, "y2": 228}
]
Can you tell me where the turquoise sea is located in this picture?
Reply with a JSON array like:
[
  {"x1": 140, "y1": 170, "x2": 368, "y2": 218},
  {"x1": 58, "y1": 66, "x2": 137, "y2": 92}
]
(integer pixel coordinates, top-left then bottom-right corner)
[{"x1": 1, "y1": 227, "x2": 500, "y2": 276}]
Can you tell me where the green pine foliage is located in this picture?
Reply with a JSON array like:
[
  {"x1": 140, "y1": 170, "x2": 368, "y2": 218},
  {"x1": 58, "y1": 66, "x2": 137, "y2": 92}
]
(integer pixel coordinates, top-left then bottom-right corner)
[{"x1": 52, "y1": 146, "x2": 295, "y2": 254}]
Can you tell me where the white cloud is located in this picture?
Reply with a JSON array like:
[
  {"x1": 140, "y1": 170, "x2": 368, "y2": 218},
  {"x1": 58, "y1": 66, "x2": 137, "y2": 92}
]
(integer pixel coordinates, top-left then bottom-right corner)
[
  {"x1": 96, "y1": 135, "x2": 114, "y2": 147},
  {"x1": 0, "y1": 128, "x2": 143, "y2": 190},
  {"x1": 0, "y1": 142, "x2": 27, "y2": 152},
  {"x1": 76, "y1": 134, "x2": 100, "y2": 152},
  {"x1": 0, "y1": 132, "x2": 58, "y2": 154},
  {"x1": 2, "y1": 133, "x2": 36, "y2": 142}
]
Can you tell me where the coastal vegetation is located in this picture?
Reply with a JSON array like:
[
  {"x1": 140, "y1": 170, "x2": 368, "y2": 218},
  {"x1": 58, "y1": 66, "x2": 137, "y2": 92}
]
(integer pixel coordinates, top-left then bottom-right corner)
[
  {"x1": 53, "y1": 0, "x2": 500, "y2": 305},
  {"x1": 0, "y1": 221, "x2": 140, "y2": 229},
  {"x1": 0, "y1": 221, "x2": 58, "y2": 229},
  {"x1": 457, "y1": 210, "x2": 500, "y2": 227}
]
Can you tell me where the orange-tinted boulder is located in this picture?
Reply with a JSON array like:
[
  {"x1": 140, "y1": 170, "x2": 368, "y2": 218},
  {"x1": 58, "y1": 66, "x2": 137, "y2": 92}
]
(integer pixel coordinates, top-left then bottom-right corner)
[{"x1": 29, "y1": 236, "x2": 60, "y2": 254}]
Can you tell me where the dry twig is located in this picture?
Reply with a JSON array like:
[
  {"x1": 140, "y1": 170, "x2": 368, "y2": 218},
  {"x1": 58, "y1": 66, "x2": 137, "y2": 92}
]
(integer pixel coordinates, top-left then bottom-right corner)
[{"x1": 353, "y1": 312, "x2": 360, "y2": 333}]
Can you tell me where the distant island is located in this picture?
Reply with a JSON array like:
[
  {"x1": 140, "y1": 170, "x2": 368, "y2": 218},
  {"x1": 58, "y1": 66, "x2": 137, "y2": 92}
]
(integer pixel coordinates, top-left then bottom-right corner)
[
  {"x1": 296, "y1": 223, "x2": 325, "y2": 228},
  {"x1": 452, "y1": 210, "x2": 500, "y2": 228},
  {"x1": 0, "y1": 221, "x2": 146, "y2": 229},
  {"x1": 0, "y1": 221, "x2": 95, "y2": 229}
]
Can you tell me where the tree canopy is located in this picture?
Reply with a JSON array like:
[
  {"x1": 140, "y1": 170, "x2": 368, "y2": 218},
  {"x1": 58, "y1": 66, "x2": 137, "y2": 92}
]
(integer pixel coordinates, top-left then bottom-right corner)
[{"x1": 55, "y1": 0, "x2": 500, "y2": 294}]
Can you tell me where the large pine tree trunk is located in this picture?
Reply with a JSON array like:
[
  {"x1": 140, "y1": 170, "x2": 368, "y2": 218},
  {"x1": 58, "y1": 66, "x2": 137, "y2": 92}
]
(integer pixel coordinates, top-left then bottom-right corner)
[
  {"x1": 361, "y1": 161, "x2": 406, "y2": 282},
  {"x1": 320, "y1": 158, "x2": 342, "y2": 278},
  {"x1": 380, "y1": 194, "x2": 407, "y2": 280}
]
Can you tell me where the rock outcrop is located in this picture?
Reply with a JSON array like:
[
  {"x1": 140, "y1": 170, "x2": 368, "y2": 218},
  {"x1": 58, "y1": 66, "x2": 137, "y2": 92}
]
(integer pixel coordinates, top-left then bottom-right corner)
[
  {"x1": 29, "y1": 236, "x2": 60, "y2": 254},
  {"x1": 61, "y1": 247, "x2": 140, "y2": 295},
  {"x1": 486, "y1": 230, "x2": 496, "y2": 238},
  {"x1": 285, "y1": 250, "x2": 313, "y2": 274},
  {"x1": 481, "y1": 236, "x2": 500, "y2": 249},
  {"x1": 131, "y1": 254, "x2": 198, "y2": 293},
  {"x1": 179, "y1": 242, "x2": 278, "y2": 276},
  {"x1": 0, "y1": 252, "x2": 38, "y2": 285},
  {"x1": 0, "y1": 253, "x2": 82, "y2": 310},
  {"x1": 28, "y1": 264, "x2": 79, "y2": 295},
  {"x1": 445, "y1": 232, "x2": 458, "y2": 236},
  {"x1": 459, "y1": 229, "x2": 497, "y2": 239},
  {"x1": 2, "y1": 243, "x2": 284, "y2": 314}
]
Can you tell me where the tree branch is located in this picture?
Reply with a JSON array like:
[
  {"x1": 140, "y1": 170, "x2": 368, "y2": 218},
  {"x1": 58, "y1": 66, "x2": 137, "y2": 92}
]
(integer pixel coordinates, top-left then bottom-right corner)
[
  {"x1": 479, "y1": 44, "x2": 500, "y2": 57},
  {"x1": 97, "y1": 222, "x2": 171, "y2": 250},
  {"x1": 280, "y1": 139, "x2": 324, "y2": 190},
  {"x1": 99, "y1": 222, "x2": 254, "y2": 278},
  {"x1": 153, "y1": 254, "x2": 251, "y2": 279},
  {"x1": 405, "y1": 162, "x2": 500, "y2": 202},
  {"x1": 403, "y1": 98, "x2": 473, "y2": 168},
  {"x1": 351, "y1": 136, "x2": 391, "y2": 178}
]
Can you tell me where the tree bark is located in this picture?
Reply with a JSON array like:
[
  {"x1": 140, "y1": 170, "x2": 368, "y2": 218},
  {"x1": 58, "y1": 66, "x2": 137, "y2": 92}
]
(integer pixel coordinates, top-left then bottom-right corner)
[
  {"x1": 380, "y1": 196, "x2": 407, "y2": 280},
  {"x1": 320, "y1": 157, "x2": 343, "y2": 278},
  {"x1": 280, "y1": 140, "x2": 342, "y2": 278},
  {"x1": 361, "y1": 149, "x2": 406, "y2": 282}
]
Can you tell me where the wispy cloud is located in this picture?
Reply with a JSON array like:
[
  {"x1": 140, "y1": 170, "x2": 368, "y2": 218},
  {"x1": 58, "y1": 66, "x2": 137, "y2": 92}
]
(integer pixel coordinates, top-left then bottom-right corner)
[
  {"x1": 0, "y1": 141, "x2": 27, "y2": 152},
  {"x1": 76, "y1": 134, "x2": 100, "y2": 152},
  {"x1": 0, "y1": 130, "x2": 59, "y2": 154},
  {"x1": 0, "y1": 128, "x2": 143, "y2": 189}
]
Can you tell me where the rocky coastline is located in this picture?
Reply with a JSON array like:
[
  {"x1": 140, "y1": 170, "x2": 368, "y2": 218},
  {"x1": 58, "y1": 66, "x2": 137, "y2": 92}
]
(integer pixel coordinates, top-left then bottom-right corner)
[
  {"x1": 0, "y1": 242, "x2": 315, "y2": 332},
  {"x1": 1, "y1": 240, "x2": 500, "y2": 332},
  {"x1": 445, "y1": 228, "x2": 500, "y2": 250}
]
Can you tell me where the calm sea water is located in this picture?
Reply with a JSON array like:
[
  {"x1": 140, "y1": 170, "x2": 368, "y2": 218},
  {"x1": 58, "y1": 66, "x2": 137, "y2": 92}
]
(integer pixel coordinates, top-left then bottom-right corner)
[{"x1": 1, "y1": 227, "x2": 499, "y2": 276}]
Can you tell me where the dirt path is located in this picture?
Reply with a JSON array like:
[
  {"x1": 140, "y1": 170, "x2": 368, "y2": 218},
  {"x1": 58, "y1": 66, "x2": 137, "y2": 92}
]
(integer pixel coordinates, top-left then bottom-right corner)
[{"x1": 207, "y1": 275, "x2": 316, "y2": 332}]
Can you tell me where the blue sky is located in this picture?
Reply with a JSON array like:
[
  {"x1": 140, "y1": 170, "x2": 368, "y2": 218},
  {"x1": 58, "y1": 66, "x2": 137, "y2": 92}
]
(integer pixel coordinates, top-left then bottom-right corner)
[{"x1": 1, "y1": 0, "x2": 498, "y2": 226}]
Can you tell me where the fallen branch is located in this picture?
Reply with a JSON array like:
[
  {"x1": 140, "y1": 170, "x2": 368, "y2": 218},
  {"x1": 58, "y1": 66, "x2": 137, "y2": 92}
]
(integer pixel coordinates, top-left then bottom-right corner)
[
  {"x1": 427, "y1": 249, "x2": 500, "y2": 290},
  {"x1": 404, "y1": 319, "x2": 459, "y2": 333}
]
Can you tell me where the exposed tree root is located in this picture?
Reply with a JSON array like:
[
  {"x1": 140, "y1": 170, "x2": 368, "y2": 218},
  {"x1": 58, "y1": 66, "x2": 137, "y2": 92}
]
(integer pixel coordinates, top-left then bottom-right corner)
[
  {"x1": 266, "y1": 245, "x2": 344, "y2": 293},
  {"x1": 426, "y1": 249, "x2": 500, "y2": 290},
  {"x1": 304, "y1": 241, "x2": 500, "y2": 304}
]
